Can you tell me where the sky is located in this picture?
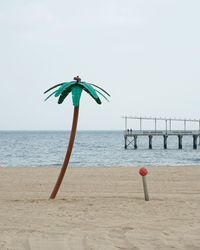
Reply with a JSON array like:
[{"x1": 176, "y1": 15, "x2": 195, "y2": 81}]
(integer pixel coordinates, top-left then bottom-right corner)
[{"x1": 0, "y1": 0, "x2": 200, "y2": 130}]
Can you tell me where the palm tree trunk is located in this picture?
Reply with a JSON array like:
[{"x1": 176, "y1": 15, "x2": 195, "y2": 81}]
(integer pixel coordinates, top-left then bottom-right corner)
[{"x1": 49, "y1": 106, "x2": 79, "y2": 199}]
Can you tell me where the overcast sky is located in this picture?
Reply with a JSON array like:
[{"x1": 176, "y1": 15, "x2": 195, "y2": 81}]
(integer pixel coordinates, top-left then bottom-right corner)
[{"x1": 0, "y1": 0, "x2": 199, "y2": 130}]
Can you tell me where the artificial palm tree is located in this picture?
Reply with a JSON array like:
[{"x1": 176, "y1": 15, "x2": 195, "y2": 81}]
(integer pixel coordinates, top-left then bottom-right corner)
[{"x1": 44, "y1": 76, "x2": 110, "y2": 199}]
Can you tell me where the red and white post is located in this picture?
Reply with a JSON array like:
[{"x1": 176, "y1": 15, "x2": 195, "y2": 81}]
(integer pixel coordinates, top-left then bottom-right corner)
[{"x1": 139, "y1": 167, "x2": 149, "y2": 201}]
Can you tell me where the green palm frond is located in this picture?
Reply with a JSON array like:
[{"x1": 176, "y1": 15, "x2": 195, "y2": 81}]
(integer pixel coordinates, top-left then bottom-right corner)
[
  {"x1": 58, "y1": 88, "x2": 72, "y2": 104},
  {"x1": 71, "y1": 85, "x2": 83, "y2": 107},
  {"x1": 55, "y1": 81, "x2": 75, "y2": 97},
  {"x1": 44, "y1": 83, "x2": 64, "y2": 94},
  {"x1": 79, "y1": 82, "x2": 101, "y2": 104},
  {"x1": 89, "y1": 83, "x2": 111, "y2": 97},
  {"x1": 45, "y1": 90, "x2": 58, "y2": 101},
  {"x1": 44, "y1": 77, "x2": 110, "y2": 107},
  {"x1": 94, "y1": 88, "x2": 110, "y2": 102}
]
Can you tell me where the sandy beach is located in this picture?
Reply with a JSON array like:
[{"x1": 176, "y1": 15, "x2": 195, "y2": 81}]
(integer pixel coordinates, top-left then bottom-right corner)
[{"x1": 0, "y1": 166, "x2": 200, "y2": 250}]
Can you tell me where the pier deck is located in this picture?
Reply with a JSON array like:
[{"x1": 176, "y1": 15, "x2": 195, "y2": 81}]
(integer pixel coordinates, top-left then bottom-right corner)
[{"x1": 125, "y1": 130, "x2": 200, "y2": 136}]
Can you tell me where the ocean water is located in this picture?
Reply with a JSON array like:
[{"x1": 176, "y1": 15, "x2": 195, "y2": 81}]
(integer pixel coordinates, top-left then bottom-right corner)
[{"x1": 0, "y1": 130, "x2": 200, "y2": 167}]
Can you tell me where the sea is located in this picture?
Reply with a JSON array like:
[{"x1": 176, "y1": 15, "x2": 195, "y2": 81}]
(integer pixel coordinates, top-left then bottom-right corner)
[{"x1": 0, "y1": 130, "x2": 200, "y2": 167}]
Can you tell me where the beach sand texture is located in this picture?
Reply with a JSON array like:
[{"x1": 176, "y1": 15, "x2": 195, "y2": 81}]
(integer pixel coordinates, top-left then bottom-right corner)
[{"x1": 0, "y1": 166, "x2": 200, "y2": 250}]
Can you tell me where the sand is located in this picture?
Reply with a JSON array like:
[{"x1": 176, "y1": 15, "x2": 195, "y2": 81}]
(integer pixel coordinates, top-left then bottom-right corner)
[{"x1": 0, "y1": 166, "x2": 200, "y2": 250}]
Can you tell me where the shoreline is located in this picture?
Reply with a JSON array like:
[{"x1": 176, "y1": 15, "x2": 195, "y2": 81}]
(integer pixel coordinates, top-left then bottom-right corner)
[
  {"x1": 0, "y1": 166, "x2": 200, "y2": 249},
  {"x1": 1, "y1": 164, "x2": 200, "y2": 168}
]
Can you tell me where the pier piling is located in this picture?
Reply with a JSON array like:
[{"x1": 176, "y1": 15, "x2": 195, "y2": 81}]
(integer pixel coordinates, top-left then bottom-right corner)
[
  {"x1": 124, "y1": 136, "x2": 127, "y2": 149},
  {"x1": 193, "y1": 135, "x2": 198, "y2": 149},
  {"x1": 134, "y1": 135, "x2": 138, "y2": 149},
  {"x1": 178, "y1": 135, "x2": 183, "y2": 149},
  {"x1": 163, "y1": 135, "x2": 168, "y2": 149},
  {"x1": 148, "y1": 135, "x2": 153, "y2": 149}
]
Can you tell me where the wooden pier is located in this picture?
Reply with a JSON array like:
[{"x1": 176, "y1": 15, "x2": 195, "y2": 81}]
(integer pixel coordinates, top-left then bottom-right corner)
[{"x1": 123, "y1": 116, "x2": 200, "y2": 150}]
